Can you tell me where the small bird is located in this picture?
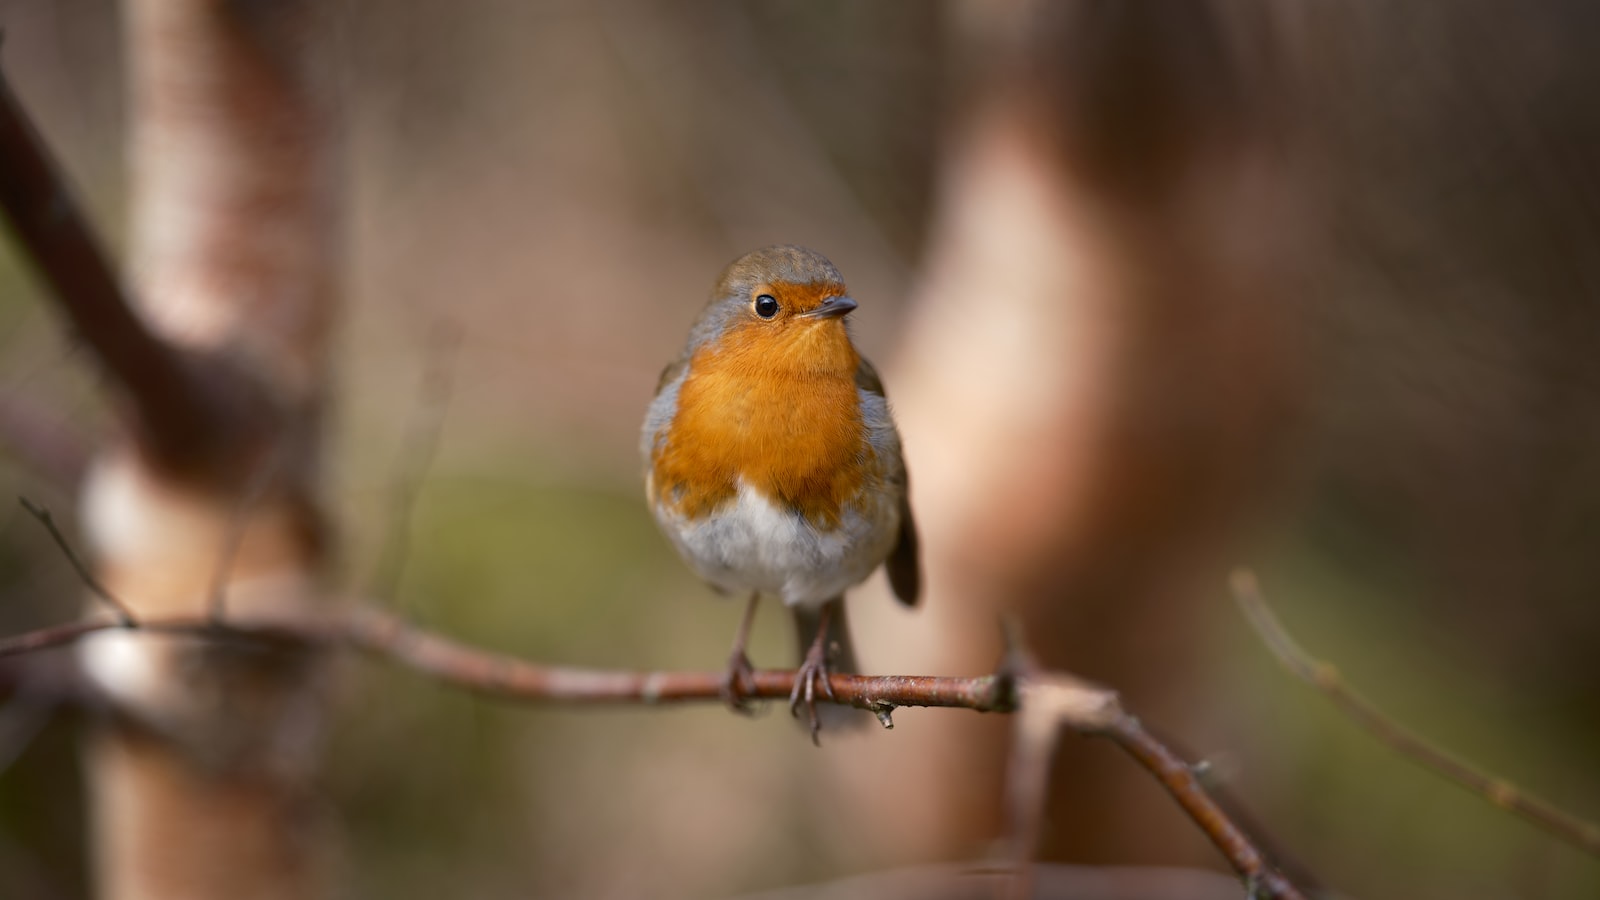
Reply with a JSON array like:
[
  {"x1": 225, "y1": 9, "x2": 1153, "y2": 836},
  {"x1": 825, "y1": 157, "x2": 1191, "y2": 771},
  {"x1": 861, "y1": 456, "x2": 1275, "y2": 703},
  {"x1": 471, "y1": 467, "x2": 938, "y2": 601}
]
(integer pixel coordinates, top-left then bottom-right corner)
[{"x1": 642, "y1": 245, "x2": 920, "y2": 740}]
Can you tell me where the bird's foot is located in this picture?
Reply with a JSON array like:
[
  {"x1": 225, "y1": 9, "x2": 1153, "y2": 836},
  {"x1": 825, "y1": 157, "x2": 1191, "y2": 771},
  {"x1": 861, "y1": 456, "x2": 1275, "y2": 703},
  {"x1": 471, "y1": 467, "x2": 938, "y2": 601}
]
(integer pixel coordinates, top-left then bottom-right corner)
[
  {"x1": 788, "y1": 642, "x2": 838, "y2": 746},
  {"x1": 719, "y1": 650, "x2": 758, "y2": 715}
]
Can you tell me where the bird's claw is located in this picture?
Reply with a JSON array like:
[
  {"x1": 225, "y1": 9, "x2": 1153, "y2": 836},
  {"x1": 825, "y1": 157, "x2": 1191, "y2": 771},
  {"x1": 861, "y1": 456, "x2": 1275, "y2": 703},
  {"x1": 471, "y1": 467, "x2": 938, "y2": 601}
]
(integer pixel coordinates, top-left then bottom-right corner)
[
  {"x1": 789, "y1": 643, "x2": 837, "y2": 745},
  {"x1": 719, "y1": 651, "x2": 758, "y2": 715}
]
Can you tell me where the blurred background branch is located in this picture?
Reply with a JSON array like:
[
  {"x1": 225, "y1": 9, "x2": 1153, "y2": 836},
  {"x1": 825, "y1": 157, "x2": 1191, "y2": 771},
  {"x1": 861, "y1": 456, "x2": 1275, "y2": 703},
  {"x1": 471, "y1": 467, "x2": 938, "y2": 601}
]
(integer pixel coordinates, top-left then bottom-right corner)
[
  {"x1": 0, "y1": 59, "x2": 255, "y2": 474},
  {"x1": 1234, "y1": 568, "x2": 1600, "y2": 858}
]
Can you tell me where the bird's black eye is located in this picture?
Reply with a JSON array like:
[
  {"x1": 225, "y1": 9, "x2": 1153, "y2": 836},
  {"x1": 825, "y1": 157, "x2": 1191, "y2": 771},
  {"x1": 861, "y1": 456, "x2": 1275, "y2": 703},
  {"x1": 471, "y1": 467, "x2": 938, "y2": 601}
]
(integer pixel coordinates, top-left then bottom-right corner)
[{"x1": 754, "y1": 294, "x2": 780, "y2": 319}]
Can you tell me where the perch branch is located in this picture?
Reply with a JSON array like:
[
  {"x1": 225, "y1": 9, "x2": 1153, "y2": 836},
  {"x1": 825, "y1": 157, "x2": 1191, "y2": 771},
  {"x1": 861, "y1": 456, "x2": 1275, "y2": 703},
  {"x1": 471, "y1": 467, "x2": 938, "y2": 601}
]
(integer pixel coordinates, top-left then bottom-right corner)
[
  {"x1": 0, "y1": 607, "x2": 1013, "y2": 709},
  {"x1": 0, "y1": 599, "x2": 1302, "y2": 898},
  {"x1": 1232, "y1": 568, "x2": 1600, "y2": 858}
]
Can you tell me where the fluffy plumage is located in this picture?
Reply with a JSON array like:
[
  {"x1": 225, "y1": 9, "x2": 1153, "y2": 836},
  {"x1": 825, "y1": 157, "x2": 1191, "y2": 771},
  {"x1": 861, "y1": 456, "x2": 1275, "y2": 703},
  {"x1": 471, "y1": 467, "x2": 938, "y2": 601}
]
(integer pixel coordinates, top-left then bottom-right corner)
[{"x1": 643, "y1": 245, "x2": 919, "y2": 611}]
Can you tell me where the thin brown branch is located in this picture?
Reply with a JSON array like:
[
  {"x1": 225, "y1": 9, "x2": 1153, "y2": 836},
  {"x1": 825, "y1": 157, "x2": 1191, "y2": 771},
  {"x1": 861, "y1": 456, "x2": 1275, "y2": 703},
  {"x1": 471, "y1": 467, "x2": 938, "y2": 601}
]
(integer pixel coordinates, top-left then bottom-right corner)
[
  {"x1": 17, "y1": 497, "x2": 136, "y2": 625},
  {"x1": 0, "y1": 602, "x2": 1304, "y2": 897},
  {"x1": 1104, "y1": 714, "x2": 1305, "y2": 899},
  {"x1": 1004, "y1": 662, "x2": 1306, "y2": 900},
  {"x1": 205, "y1": 446, "x2": 285, "y2": 621},
  {"x1": 0, "y1": 62, "x2": 231, "y2": 467},
  {"x1": 1004, "y1": 667, "x2": 1083, "y2": 900},
  {"x1": 0, "y1": 606, "x2": 1016, "y2": 710},
  {"x1": 1232, "y1": 568, "x2": 1600, "y2": 858}
]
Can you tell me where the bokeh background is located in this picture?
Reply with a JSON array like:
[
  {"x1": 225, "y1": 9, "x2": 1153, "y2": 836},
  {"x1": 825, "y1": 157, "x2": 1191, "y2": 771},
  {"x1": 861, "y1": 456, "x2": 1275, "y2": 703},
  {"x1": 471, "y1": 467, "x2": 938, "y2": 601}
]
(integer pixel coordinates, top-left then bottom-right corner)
[{"x1": 1, "y1": 1, "x2": 1598, "y2": 898}]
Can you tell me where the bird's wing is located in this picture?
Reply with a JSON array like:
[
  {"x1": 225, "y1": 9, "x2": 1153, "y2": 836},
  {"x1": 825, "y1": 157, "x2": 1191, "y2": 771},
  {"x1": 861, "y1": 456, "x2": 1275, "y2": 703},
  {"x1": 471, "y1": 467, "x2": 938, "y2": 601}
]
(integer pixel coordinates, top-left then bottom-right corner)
[
  {"x1": 885, "y1": 489, "x2": 921, "y2": 607},
  {"x1": 853, "y1": 355, "x2": 885, "y2": 397},
  {"x1": 856, "y1": 357, "x2": 921, "y2": 607},
  {"x1": 656, "y1": 355, "x2": 689, "y2": 395},
  {"x1": 641, "y1": 355, "x2": 692, "y2": 463}
]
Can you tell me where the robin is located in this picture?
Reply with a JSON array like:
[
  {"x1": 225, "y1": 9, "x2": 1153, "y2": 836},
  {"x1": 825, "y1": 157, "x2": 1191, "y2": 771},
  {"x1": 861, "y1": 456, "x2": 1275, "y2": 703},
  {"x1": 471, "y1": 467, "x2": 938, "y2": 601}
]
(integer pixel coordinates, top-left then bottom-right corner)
[{"x1": 642, "y1": 245, "x2": 920, "y2": 740}]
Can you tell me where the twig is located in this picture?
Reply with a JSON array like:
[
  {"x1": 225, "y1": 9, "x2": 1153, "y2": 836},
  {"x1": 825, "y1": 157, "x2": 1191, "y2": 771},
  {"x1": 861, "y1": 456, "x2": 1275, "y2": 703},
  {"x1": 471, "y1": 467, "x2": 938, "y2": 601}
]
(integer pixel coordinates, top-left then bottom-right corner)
[
  {"x1": 1103, "y1": 714, "x2": 1305, "y2": 899},
  {"x1": 1232, "y1": 568, "x2": 1600, "y2": 858},
  {"x1": 368, "y1": 322, "x2": 459, "y2": 609},
  {"x1": 1004, "y1": 671, "x2": 1081, "y2": 900},
  {"x1": 16, "y1": 497, "x2": 136, "y2": 625},
  {"x1": 205, "y1": 447, "x2": 285, "y2": 621},
  {"x1": 0, "y1": 61, "x2": 226, "y2": 466},
  {"x1": 1000, "y1": 628, "x2": 1056, "y2": 900},
  {"x1": 1001, "y1": 643, "x2": 1306, "y2": 900}
]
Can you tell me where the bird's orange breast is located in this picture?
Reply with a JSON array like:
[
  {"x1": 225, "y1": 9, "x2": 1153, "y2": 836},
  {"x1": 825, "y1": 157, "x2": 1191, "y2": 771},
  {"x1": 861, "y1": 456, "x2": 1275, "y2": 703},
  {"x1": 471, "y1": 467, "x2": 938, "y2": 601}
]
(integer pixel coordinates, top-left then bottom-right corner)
[{"x1": 651, "y1": 318, "x2": 870, "y2": 530}]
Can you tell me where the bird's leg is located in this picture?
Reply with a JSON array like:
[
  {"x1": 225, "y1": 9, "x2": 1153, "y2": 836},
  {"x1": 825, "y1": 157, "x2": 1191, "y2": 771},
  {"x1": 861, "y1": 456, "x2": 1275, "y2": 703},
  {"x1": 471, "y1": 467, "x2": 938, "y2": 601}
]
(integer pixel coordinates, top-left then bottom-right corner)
[
  {"x1": 789, "y1": 599, "x2": 839, "y2": 744},
  {"x1": 719, "y1": 593, "x2": 760, "y2": 714}
]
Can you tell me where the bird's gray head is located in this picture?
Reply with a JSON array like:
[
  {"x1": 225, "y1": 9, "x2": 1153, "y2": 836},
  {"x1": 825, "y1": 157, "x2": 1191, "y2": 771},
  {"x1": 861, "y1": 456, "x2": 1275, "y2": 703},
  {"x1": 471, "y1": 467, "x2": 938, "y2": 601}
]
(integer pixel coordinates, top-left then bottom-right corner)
[{"x1": 685, "y1": 245, "x2": 854, "y2": 352}]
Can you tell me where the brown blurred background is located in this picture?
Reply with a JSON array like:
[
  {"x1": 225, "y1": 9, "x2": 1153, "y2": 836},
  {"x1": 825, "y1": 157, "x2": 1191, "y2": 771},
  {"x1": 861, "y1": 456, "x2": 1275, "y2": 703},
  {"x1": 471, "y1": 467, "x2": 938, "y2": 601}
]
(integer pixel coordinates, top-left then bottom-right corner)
[{"x1": 0, "y1": 1, "x2": 1598, "y2": 898}]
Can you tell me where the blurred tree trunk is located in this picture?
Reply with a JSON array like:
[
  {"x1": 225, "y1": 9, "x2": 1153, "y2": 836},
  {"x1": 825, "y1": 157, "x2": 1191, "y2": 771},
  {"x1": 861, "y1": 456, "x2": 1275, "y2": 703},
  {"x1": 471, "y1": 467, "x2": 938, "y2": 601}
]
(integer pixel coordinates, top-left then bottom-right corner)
[
  {"x1": 856, "y1": 0, "x2": 1304, "y2": 868},
  {"x1": 75, "y1": 2, "x2": 339, "y2": 898}
]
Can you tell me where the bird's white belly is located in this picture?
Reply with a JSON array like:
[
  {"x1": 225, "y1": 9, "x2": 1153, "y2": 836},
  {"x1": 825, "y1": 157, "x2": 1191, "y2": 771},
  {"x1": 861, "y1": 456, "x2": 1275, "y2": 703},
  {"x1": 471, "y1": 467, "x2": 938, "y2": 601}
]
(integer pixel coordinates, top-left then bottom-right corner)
[{"x1": 654, "y1": 478, "x2": 897, "y2": 609}]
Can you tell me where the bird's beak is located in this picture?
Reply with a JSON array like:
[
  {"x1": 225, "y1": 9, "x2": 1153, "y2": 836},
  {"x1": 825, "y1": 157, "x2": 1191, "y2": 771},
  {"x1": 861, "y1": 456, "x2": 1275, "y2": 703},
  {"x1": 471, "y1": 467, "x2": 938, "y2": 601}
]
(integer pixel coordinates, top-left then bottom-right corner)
[{"x1": 798, "y1": 295, "x2": 857, "y2": 320}]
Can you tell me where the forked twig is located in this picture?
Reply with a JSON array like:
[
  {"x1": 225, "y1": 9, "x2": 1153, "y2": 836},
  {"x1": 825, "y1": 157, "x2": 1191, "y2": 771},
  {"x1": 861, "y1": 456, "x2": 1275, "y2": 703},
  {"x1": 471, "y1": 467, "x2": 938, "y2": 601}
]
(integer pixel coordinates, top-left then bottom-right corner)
[
  {"x1": 1001, "y1": 640, "x2": 1305, "y2": 900},
  {"x1": 1232, "y1": 568, "x2": 1600, "y2": 858}
]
